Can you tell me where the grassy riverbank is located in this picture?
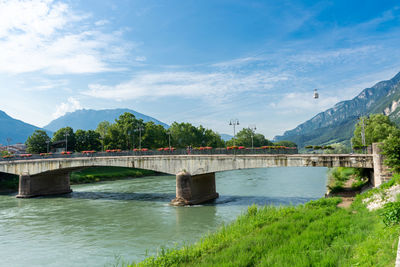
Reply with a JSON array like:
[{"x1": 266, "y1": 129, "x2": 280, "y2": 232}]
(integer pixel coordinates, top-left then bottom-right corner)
[
  {"x1": 132, "y1": 180, "x2": 400, "y2": 266},
  {"x1": 327, "y1": 167, "x2": 369, "y2": 193},
  {"x1": 0, "y1": 174, "x2": 18, "y2": 192},
  {"x1": 0, "y1": 167, "x2": 156, "y2": 192},
  {"x1": 70, "y1": 167, "x2": 155, "y2": 184}
]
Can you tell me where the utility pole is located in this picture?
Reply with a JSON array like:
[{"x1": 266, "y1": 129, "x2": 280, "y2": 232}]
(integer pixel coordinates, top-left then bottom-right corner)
[
  {"x1": 46, "y1": 140, "x2": 50, "y2": 153},
  {"x1": 360, "y1": 117, "x2": 366, "y2": 153},
  {"x1": 229, "y1": 119, "x2": 239, "y2": 146},
  {"x1": 248, "y1": 124, "x2": 256, "y2": 150}
]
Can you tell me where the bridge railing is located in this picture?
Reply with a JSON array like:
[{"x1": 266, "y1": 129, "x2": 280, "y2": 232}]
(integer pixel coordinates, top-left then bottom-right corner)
[{"x1": 0, "y1": 147, "x2": 298, "y2": 162}]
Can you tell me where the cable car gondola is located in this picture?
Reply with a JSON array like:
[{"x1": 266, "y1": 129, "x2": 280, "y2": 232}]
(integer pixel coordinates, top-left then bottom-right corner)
[{"x1": 313, "y1": 89, "x2": 319, "y2": 99}]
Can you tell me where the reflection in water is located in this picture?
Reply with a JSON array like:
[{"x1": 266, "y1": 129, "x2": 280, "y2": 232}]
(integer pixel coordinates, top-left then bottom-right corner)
[{"x1": 0, "y1": 167, "x2": 327, "y2": 266}]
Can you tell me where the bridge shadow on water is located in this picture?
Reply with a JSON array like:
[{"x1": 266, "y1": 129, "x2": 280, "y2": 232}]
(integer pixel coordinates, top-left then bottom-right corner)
[{"x1": 48, "y1": 191, "x2": 320, "y2": 207}]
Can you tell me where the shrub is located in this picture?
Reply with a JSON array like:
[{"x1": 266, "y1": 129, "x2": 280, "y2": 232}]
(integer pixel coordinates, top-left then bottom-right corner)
[{"x1": 380, "y1": 201, "x2": 400, "y2": 226}]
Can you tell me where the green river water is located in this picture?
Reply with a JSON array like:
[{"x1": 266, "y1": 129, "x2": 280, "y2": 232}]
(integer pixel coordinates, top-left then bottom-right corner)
[{"x1": 0, "y1": 167, "x2": 327, "y2": 266}]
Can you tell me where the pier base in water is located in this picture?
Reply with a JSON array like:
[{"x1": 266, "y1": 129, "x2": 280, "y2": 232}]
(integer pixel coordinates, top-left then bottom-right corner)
[
  {"x1": 171, "y1": 171, "x2": 219, "y2": 206},
  {"x1": 16, "y1": 170, "x2": 72, "y2": 198}
]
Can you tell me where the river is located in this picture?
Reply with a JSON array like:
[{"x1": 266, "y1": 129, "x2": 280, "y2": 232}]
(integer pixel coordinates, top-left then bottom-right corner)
[{"x1": 0, "y1": 167, "x2": 327, "y2": 266}]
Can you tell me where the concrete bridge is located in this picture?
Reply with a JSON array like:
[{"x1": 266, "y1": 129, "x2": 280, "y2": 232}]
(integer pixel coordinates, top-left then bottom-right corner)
[{"x1": 0, "y1": 143, "x2": 390, "y2": 205}]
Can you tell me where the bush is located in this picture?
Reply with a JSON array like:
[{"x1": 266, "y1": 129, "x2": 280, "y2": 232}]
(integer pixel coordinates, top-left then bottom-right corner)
[{"x1": 380, "y1": 201, "x2": 400, "y2": 226}]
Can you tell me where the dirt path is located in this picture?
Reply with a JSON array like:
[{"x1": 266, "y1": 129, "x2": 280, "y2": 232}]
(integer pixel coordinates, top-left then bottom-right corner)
[{"x1": 337, "y1": 197, "x2": 354, "y2": 208}]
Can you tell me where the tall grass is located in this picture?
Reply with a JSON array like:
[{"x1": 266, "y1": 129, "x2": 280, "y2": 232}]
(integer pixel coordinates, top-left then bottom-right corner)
[
  {"x1": 132, "y1": 197, "x2": 399, "y2": 266},
  {"x1": 328, "y1": 167, "x2": 369, "y2": 193},
  {"x1": 70, "y1": 167, "x2": 155, "y2": 184}
]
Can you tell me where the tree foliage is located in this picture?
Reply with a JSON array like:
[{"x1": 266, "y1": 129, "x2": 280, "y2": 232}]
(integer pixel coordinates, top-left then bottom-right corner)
[
  {"x1": 381, "y1": 129, "x2": 400, "y2": 172},
  {"x1": 25, "y1": 112, "x2": 227, "y2": 152},
  {"x1": 25, "y1": 130, "x2": 50, "y2": 153},
  {"x1": 52, "y1": 127, "x2": 75, "y2": 151},
  {"x1": 75, "y1": 130, "x2": 101, "y2": 151},
  {"x1": 168, "y1": 122, "x2": 225, "y2": 148},
  {"x1": 142, "y1": 122, "x2": 168, "y2": 149},
  {"x1": 226, "y1": 128, "x2": 273, "y2": 147},
  {"x1": 351, "y1": 114, "x2": 397, "y2": 147},
  {"x1": 274, "y1": 140, "x2": 297, "y2": 148}
]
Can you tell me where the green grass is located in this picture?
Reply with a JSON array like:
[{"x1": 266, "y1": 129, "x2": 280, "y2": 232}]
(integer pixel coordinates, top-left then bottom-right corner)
[
  {"x1": 328, "y1": 167, "x2": 369, "y2": 193},
  {"x1": 132, "y1": 197, "x2": 400, "y2": 267},
  {"x1": 70, "y1": 167, "x2": 156, "y2": 184},
  {"x1": 0, "y1": 174, "x2": 18, "y2": 191}
]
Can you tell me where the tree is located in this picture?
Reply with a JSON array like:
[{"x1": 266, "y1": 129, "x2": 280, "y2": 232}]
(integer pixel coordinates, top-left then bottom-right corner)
[
  {"x1": 114, "y1": 112, "x2": 145, "y2": 149},
  {"x1": 381, "y1": 129, "x2": 400, "y2": 172},
  {"x1": 324, "y1": 143, "x2": 351, "y2": 154},
  {"x1": 167, "y1": 122, "x2": 225, "y2": 148},
  {"x1": 75, "y1": 130, "x2": 101, "y2": 151},
  {"x1": 274, "y1": 140, "x2": 297, "y2": 147},
  {"x1": 169, "y1": 122, "x2": 201, "y2": 148},
  {"x1": 52, "y1": 127, "x2": 76, "y2": 151},
  {"x1": 226, "y1": 128, "x2": 273, "y2": 147},
  {"x1": 142, "y1": 122, "x2": 168, "y2": 148},
  {"x1": 202, "y1": 128, "x2": 225, "y2": 148},
  {"x1": 26, "y1": 130, "x2": 50, "y2": 153},
  {"x1": 351, "y1": 114, "x2": 397, "y2": 148}
]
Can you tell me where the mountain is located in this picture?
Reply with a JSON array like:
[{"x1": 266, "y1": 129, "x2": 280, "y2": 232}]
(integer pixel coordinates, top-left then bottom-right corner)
[
  {"x1": 220, "y1": 134, "x2": 233, "y2": 141},
  {"x1": 0, "y1": 110, "x2": 46, "y2": 145},
  {"x1": 44, "y1": 108, "x2": 169, "y2": 132},
  {"x1": 275, "y1": 71, "x2": 400, "y2": 148}
]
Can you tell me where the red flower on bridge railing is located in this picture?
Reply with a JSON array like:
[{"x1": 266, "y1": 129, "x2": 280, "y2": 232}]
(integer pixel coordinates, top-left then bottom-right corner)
[
  {"x1": 40, "y1": 153, "x2": 53, "y2": 156},
  {"x1": 106, "y1": 149, "x2": 121, "y2": 153},
  {"x1": 238, "y1": 146, "x2": 245, "y2": 150},
  {"x1": 81, "y1": 150, "x2": 96, "y2": 155},
  {"x1": 61, "y1": 151, "x2": 72, "y2": 155}
]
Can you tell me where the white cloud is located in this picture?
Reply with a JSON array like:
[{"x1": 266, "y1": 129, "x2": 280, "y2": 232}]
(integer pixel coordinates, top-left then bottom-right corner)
[
  {"x1": 83, "y1": 70, "x2": 288, "y2": 101},
  {"x1": 95, "y1": 19, "x2": 109, "y2": 26},
  {"x1": 52, "y1": 97, "x2": 82, "y2": 119},
  {"x1": 270, "y1": 92, "x2": 340, "y2": 114},
  {"x1": 0, "y1": 0, "x2": 129, "y2": 74},
  {"x1": 135, "y1": 56, "x2": 147, "y2": 62}
]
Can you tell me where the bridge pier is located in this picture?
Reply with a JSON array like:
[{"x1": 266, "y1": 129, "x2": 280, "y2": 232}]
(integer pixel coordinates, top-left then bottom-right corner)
[
  {"x1": 16, "y1": 170, "x2": 72, "y2": 198},
  {"x1": 372, "y1": 143, "x2": 393, "y2": 187},
  {"x1": 171, "y1": 171, "x2": 219, "y2": 206}
]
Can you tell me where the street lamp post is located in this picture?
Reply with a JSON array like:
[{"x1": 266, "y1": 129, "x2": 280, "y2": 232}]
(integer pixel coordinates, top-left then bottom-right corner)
[
  {"x1": 167, "y1": 130, "x2": 171, "y2": 150},
  {"x1": 229, "y1": 119, "x2": 239, "y2": 146},
  {"x1": 64, "y1": 132, "x2": 70, "y2": 152},
  {"x1": 136, "y1": 126, "x2": 144, "y2": 150},
  {"x1": 248, "y1": 125, "x2": 256, "y2": 150},
  {"x1": 46, "y1": 140, "x2": 50, "y2": 153},
  {"x1": 6, "y1": 137, "x2": 12, "y2": 152}
]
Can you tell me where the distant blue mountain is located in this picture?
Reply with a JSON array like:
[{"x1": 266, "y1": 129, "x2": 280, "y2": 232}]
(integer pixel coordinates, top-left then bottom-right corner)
[
  {"x1": 44, "y1": 108, "x2": 169, "y2": 132},
  {"x1": 220, "y1": 134, "x2": 233, "y2": 141},
  {"x1": 0, "y1": 110, "x2": 48, "y2": 144}
]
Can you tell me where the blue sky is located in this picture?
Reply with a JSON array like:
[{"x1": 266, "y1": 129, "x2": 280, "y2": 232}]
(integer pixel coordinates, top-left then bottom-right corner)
[{"x1": 1, "y1": 0, "x2": 400, "y2": 139}]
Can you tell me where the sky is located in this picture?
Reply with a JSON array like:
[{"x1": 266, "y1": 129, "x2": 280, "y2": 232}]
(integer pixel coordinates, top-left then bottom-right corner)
[{"x1": 1, "y1": 0, "x2": 400, "y2": 139}]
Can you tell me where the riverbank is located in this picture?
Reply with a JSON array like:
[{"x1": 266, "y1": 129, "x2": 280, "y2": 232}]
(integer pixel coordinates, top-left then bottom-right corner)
[
  {"x1": 132, "y1": 176, "x2": 400, "y2": 266},
  {"x1": 70, "y1": 167, "x2": 156, "y2": 184},
  {"x1": 0, "y1": 167, "x2": 157, "y2": 192}
]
